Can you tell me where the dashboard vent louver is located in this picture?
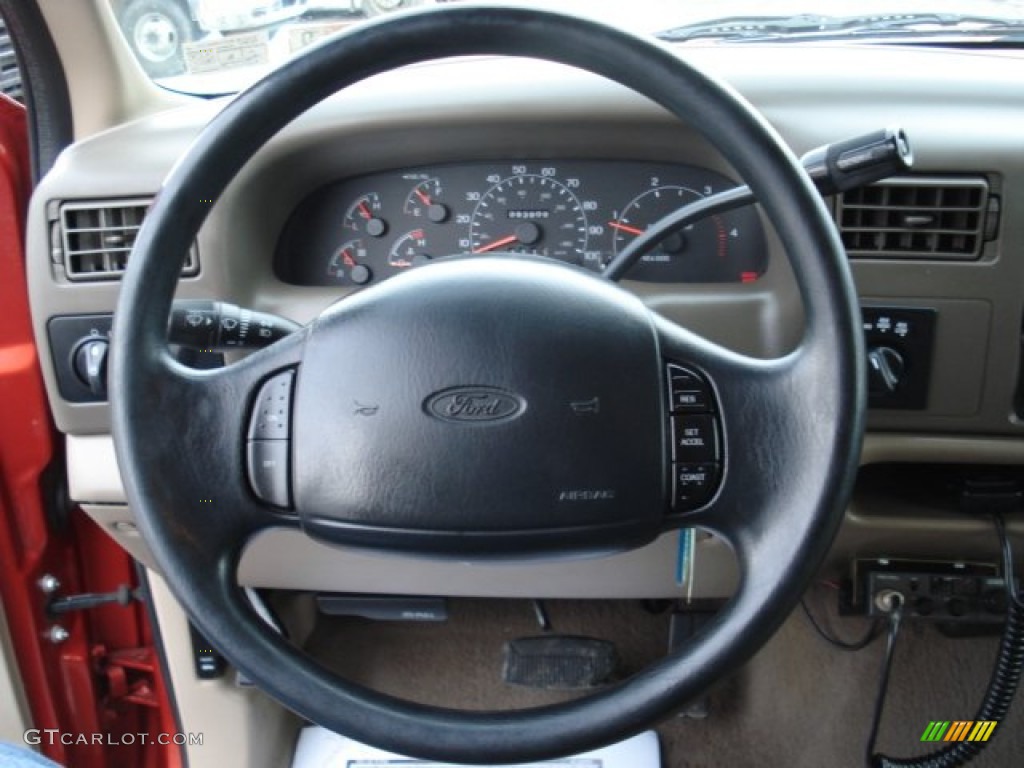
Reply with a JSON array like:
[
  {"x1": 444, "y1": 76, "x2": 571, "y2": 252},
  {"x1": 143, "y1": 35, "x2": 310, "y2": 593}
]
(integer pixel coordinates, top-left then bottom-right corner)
[
  {"x1": 59, "y1": 199, "x2": 199, "y2": 281},
  {"x1": 836, "y1": 177, "x2": 989, "y2": 260},
  {"x1": 0, "y1": 22, "x2": 22, "y2": 103}
]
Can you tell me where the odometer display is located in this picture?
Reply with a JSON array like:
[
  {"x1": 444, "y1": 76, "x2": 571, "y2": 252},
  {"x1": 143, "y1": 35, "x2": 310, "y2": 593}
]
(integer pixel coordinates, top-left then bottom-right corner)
[{"x1": 469, "y1": 174, "x2": 588, "y2": 263}]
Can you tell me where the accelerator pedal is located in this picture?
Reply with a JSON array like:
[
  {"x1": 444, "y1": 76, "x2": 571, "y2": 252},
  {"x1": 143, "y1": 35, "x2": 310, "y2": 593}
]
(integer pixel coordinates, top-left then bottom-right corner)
[{"x1": 503, "y1": 635, "x2": 617, "y2": 690}]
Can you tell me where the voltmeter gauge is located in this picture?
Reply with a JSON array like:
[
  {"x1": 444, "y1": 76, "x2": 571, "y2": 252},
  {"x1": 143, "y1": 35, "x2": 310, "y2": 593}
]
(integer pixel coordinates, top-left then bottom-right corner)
[{"x1": 326, "y1": 239, "x2": 372, "y2": 285}]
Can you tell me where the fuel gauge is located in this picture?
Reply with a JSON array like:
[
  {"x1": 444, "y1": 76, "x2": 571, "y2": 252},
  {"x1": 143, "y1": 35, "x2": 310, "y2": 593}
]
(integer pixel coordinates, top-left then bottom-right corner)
[{"x1": 403, "y1": 178, "x2": 449, "y2": 224}]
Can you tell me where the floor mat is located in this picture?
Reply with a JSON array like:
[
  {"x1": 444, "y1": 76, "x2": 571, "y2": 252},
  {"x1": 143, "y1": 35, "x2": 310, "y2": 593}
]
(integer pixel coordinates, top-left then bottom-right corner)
[{"x1": 302, "y1": 595, "x2": 1024, "y2": 767}]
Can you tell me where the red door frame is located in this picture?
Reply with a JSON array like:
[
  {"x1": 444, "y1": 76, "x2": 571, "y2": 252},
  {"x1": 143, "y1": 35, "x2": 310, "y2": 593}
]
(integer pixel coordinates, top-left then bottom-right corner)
[{"x1": 0, "y1": 93, "x2": 180, "y2": 768}]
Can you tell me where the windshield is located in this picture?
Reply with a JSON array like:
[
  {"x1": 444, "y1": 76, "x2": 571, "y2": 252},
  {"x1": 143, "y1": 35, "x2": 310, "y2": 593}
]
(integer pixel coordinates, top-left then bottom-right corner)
[{"x1": 109, "y1": 0, "x2": 1024, "y2": 94}]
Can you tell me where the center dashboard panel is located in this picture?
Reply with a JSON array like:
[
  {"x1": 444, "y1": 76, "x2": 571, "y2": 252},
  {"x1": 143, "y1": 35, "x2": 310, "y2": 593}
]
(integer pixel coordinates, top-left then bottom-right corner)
[{"x1": 274, "y1": 160, "x2": 767, "y2": 287}]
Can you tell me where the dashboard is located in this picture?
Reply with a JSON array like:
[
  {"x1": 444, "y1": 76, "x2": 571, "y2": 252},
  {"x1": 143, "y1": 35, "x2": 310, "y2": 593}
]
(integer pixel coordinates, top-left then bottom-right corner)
[
  {"x1": 274, "y1": 160, "x2": 766, "y2": 286},
  {"x1": 15, "y1": 10, "x2": 1024, "y2": 768},
  {"x1": 24, "y1": 42, "x2": 1024, "y2": 596}
]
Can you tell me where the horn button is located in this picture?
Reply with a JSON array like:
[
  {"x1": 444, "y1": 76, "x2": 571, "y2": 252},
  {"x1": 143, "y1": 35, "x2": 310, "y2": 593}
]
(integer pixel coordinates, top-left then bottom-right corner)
[{"x1": 290, "y1": 257, "x2": 666, "y2": 556}]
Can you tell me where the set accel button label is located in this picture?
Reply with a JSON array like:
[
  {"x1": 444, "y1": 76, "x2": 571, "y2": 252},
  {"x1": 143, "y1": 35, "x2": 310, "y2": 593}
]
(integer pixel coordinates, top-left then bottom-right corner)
[{"x1": 671, "y1": 414, "x2": 718, "y2": 463}]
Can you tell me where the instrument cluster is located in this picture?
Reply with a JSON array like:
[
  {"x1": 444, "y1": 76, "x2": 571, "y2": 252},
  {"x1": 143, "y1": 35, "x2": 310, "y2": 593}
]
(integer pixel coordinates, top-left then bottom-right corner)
[{"x1": 274, "y1": 160, "x2": 767, "y2": 286}]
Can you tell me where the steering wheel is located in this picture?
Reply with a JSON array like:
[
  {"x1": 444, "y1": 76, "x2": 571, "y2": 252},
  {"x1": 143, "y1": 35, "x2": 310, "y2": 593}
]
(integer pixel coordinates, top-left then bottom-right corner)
[{"x1": 110, "y1": 5, "x2": 865, "y2": 764}]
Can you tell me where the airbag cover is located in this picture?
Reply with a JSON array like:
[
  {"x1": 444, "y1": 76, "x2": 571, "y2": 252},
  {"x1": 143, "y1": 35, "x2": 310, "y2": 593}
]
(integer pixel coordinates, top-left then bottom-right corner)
[{"x1": 292, "y1": 257, "x2": 666, "y2": 555}]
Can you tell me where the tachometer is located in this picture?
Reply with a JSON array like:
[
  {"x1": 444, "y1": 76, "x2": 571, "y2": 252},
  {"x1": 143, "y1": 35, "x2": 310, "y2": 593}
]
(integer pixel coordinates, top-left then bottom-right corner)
[
  {"x1": 609, "y1": 185, "x2": 763, "y2": 283},
  {"x1": 469, "y1": 174, "x2": 587, "y2": 263}
]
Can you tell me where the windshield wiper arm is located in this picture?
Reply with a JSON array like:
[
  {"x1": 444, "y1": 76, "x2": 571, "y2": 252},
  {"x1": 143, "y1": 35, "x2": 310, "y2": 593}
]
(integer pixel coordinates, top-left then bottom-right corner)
[{"x1": 658, "y1": 13, "x2": 1024, "y2": 44}]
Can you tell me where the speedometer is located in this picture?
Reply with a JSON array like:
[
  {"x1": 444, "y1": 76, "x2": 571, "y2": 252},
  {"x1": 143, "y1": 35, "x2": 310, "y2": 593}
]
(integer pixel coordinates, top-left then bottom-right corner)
[{"x1": 469, "y1": 174, "x2": 588, "y2": 263}]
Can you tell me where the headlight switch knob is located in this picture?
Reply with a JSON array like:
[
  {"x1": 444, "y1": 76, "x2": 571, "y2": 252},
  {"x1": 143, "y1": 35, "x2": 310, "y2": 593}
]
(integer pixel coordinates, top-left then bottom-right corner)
[{"x1": 867, "y1": 345, "x2": 905, "y2": 395}]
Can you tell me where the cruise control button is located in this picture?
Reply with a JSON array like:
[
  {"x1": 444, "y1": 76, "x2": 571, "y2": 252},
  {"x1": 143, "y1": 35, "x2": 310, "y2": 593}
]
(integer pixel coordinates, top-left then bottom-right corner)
[
  {"x1": 671, "y1": 414, "x2": 719, "y2": 463},
  {"x1": 247, "y1": 440, "x2": 291, "y2": 508},
  {"x1": 247, "y1": 370, "x2": 295, "y2": 441},
  {"x1": 673, "y1": 463, "x2": 718, "y2": 510},
  {"x1": 667, "y1": 364, "x2": 710, "y2": 413}
]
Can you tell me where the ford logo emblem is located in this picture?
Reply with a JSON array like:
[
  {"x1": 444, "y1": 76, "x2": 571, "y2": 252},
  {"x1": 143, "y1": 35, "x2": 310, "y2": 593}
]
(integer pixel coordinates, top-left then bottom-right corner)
[{"x1": 425, "y1": 387, "x2": 525, "y2": 424}]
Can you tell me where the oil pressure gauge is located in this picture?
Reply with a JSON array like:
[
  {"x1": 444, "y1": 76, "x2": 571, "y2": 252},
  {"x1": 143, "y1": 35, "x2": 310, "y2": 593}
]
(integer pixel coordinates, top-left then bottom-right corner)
[{"x1": 343, "y1": 193, "x2": 388, "y2": 238}]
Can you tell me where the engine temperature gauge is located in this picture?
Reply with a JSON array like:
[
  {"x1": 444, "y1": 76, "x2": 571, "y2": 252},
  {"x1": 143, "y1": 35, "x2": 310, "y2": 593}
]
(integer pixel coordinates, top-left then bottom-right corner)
[{"x1": 388, "y1": 229, "x2": 433, "y2": 269}]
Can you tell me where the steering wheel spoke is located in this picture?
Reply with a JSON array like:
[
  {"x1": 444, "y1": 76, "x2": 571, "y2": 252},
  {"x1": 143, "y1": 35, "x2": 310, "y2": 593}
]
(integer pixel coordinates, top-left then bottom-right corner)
[
  {"x1": 112, "y1": 330, "x2": 306, "y2": 568},
  {"x1": 654, "y1": 310, "x2": 861, "y2": 575}
]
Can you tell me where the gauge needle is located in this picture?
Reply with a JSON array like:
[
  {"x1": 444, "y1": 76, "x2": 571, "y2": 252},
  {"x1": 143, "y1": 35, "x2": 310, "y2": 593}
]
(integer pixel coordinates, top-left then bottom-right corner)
[
  {"x1": 473, "y1": 234, "x2": 518, "y2": 254},
  {"x1": 415, "y1": 189, "x2": 431, "y2": 205},
  {"x1": 342, "y1": 250, "x2": 356, "y2": 267},
  {"x1": 358, "y1": 202, "x2": 372, "y2": 219},
  {"x1": 608, "y1": 221, "x2": 644, "y2": 236}
]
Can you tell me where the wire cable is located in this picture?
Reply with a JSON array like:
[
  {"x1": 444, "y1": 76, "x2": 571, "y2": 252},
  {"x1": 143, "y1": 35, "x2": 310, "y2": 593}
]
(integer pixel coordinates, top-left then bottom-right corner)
[
  {"x1": 869, "y1": 514, "x2": 1024, "y2": 768},
  {"x1": 800, "y1": 594, "x2": 883, "y2": 651},
  {"x1": 865, "y1": 597, "x2": 904, "y2": 765},
  {"x1": 994, "y1": 514, "x2": 1024, "y2": 611}
]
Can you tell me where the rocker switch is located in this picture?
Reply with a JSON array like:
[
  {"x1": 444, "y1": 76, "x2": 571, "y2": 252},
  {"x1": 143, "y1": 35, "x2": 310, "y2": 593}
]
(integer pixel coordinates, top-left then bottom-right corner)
[{"x1": 246, "y1": 369, "x2": 295, "y2": 508}]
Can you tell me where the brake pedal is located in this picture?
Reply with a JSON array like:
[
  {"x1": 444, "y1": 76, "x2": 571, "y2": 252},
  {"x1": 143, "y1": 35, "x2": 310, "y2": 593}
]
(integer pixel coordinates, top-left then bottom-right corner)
[{"x1": 503, "y1": 635, "x2": 617, "y2": 690}]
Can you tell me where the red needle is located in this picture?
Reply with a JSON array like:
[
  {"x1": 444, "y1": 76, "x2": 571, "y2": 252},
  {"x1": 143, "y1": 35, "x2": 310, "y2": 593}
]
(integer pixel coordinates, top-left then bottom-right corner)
[
  {"x1": 342, "y1": 250, "x2": 355, "y2": 267},
  {"x1": 473, "y1": 234, "x2": 518, "y2": 254},
  {"x1": 608, "y1": 221, "x2": 644, "y2": 236},
  {"x1": 415, "y1": 189, "x2": 431, "y2": 205},
  {"x1": 358, "y1": 202, "x2": 372, "y2": 220}
]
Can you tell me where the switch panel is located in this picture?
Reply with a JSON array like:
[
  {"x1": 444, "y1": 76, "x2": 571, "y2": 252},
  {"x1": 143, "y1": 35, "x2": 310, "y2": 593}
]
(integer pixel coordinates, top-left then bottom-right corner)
[
  {"x1": 666, "y1": 364, "x2": 722, "y2": 513},
  {"x1": 48, "y1": 314, "x2": 113, "y2": 403},
  {"x1": 867, "y1": 570, "x2": 1012, "y2": 624},
  {"x1": 862, "y1": 306, "x2": 937, "y2": 410},
  {"x1": 189, "y1": 623, "x2": 226, "y2": 679},
  {"x1": 246, "y1": 369, "x2": 296, "y2": 508}
]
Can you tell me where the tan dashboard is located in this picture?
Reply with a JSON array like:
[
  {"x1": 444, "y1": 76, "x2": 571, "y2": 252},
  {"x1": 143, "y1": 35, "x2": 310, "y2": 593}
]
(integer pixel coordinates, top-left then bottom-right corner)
[{"x1": 25, "y1": 42, "x2": 1024, "y2": 593}]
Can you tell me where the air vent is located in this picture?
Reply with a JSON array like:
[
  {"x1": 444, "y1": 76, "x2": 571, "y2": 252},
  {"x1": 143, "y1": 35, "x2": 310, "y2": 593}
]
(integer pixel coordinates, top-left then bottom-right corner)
[
  {"x1": 59, "y1": 199, "x2": 199, "y2": 281},
  {"x1": 837, "y1": 177, "x2": 990, "y2": 260},
  {"x1": 0, "y1": 20, "x2": 22, "y2": 102}
]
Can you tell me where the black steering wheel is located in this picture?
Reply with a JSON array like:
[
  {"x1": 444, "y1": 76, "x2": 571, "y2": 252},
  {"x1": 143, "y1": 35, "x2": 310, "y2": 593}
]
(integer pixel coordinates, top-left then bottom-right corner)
[{"x1": 110, "y1": 5, "x2": 865, "y2": 764}]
